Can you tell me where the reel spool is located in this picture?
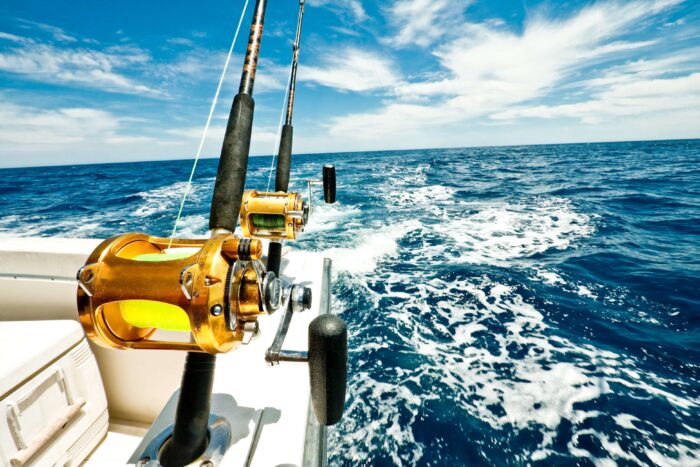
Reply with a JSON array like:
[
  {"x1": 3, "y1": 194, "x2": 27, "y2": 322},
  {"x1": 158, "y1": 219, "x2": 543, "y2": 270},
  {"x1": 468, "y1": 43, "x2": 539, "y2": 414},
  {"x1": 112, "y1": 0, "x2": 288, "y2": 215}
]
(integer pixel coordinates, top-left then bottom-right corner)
[
  {"x1": 239, "y1": 190, "x2": 308, "y2": 240},
  {"x1": 76, "y1": 232, "x2": 277, "y2": 353}
]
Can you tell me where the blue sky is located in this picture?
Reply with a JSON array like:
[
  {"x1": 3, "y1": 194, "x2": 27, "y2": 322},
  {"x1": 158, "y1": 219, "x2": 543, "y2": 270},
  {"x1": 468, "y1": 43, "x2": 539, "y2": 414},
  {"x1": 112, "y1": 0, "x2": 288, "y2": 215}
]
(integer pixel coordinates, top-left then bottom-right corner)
[{"x1": 0, "y1": 0, "x2": 698, "y2": 167}]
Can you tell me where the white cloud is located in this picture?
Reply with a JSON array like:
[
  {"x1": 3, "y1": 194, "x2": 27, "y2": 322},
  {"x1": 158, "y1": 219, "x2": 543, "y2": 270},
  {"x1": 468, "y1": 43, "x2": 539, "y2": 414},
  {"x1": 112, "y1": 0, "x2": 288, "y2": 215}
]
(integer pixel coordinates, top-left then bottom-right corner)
[
  {"x1": 164, "y1": 123, "x2": 281, "y2": 157},
  {"x1": 0, "y1": 35, "x2": 160, "y2": 96},
  {"x1": 492, "y1": 71, "x2": 700, "y2": 124},
  {"x1": 254, "y1": 61, "x2": 290, "y2": 93},
  {"x1": 167, "y1": 37, "x2": 195, "y2": 47},
  {"x1": 307, "y1": 0, "x2": 367, "y2": 22},
  {"x1": 322, "y1": 0, "x2": 693, "y2": 144},
  {"x1": 17, "y1": 19, "x2": 78, "y2": 43},
  {"x1": 0, "y1": 100, "x2": 121, "y2": 147},
  {"x1": 0, "y1": 98, "x2": 198, "y2": 166},
  {"x1": 383, "y1": 0, "x2": 470, "y2": 47},
  {"x1": 0, "y1": 31, "x2": 30, "y2": 44},
  {"x1": 301, "y1": 47, "x2": 400, "y2": 92}
]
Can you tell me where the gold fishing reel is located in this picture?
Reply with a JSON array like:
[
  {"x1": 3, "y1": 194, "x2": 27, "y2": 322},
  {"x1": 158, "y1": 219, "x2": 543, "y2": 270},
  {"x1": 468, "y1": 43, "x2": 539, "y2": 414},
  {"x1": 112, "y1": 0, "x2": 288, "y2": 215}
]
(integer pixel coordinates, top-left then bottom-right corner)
[
  {"x1": 239, "y1": 190, "x2": 308, "y2": 240},
  {"x1": 76, "y1": 232, "x2": 281, "y2": 353},
  {"x1": 238, "y1": 165, "x2": 337, "y2": 241}
]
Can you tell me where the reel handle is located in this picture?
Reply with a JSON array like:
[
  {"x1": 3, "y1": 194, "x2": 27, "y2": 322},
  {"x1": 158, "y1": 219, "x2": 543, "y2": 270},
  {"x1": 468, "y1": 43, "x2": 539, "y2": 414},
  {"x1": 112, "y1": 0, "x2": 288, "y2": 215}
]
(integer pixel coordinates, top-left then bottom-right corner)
[
  {"x1": 308, "y1": 314, "x2": 347, "y2": 425},
  {"x1": 264, "y1": 282, "x2": 347, "y2": 426},
  {"x1": 322, "y1": 165, "x2": 336, "y2": 204}
]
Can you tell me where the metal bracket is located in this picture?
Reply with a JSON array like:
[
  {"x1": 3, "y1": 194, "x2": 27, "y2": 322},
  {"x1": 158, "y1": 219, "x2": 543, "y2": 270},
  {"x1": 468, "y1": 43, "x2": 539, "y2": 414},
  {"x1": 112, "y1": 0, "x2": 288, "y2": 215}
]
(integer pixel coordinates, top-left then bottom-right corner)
[
  {"x1": 179, "y1": 264, "x2": 197, "y2": 300},
  {"x1": 76, "y1": 263, "x2": 97, "y2": 297},
  {"x1": 135, "y1": 414, "x2": 231, "y2": 467},
  {"x1": 306, "y1": 179, "x2": 323, "y2": 216},
  {"x1": 265, "y1": 283, "x2": 311, "y2": 365}
]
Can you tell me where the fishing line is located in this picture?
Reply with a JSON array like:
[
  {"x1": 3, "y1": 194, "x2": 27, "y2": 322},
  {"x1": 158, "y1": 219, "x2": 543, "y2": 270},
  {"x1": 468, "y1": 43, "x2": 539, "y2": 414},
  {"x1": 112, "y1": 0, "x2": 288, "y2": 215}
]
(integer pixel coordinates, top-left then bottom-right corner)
[
  {"x1": 168, "y1": 0, "x2": 250, "y2": 248},
  {"x1": 265, "y1": 64, "x2": 294, "y2": 192}
]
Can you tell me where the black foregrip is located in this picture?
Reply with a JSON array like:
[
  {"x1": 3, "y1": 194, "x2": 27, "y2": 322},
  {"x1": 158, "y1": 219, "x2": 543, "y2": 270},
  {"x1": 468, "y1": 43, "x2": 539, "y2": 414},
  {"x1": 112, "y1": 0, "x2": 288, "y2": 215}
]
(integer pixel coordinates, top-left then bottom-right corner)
[
  {"x1": 275, "y1": 124, "x2": 293, "y2": 192},
  {"x1": 160, "y1": 352, "x2": 216, "y2": 466},
  {"x1": 209, "y1": 93, "x2": 255, "y2": 231},
  {"x1": 309, "y1": 315, "x2": 347, "y2": 426},
  {"x1": 267, "y1": 241, "x2": 282, "y2": 276}
]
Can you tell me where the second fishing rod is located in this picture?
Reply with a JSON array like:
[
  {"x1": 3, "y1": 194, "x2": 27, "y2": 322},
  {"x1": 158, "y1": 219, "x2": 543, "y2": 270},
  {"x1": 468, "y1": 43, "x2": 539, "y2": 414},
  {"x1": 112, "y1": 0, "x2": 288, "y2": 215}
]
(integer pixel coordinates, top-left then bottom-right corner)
[{"x1": 268, "y1": 0, "x2": 306, "y2": 276}]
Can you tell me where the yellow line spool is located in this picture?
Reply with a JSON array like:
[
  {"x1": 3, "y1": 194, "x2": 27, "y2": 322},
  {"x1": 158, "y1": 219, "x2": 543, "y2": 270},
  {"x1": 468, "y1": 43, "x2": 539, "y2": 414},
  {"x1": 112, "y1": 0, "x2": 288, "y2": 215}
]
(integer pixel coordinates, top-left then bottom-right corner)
[{"x1": 119, "y1": 300, "x2": 192, "y2": 332}]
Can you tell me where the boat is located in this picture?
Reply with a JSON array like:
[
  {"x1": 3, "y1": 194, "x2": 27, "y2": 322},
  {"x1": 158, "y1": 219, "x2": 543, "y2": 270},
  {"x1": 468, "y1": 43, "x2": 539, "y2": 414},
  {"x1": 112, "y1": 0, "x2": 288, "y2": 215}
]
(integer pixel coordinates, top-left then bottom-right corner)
[{"x1": 0, "y1": 0, "x2": 348, "y2": 465}]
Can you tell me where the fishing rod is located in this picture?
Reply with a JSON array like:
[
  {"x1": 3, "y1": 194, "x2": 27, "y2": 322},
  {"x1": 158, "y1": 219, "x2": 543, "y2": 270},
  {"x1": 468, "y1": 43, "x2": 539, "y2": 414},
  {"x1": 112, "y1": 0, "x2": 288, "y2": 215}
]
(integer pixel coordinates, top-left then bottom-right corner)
[
  {"x1": 267, "y1": 0, "x2": 306, "y2": 277},
  {"x1": 75, "y1": 1, "x2": 347, "y2": 465},
  {"x1": 266, "y1": 0, "x2": 337, "y2": 279},
  {"x1": 275, "y1": 0, "x2": 305, "y2": 194},
  {"x1": 163, "y1": 0, "x2": 269, "y2": 463}
]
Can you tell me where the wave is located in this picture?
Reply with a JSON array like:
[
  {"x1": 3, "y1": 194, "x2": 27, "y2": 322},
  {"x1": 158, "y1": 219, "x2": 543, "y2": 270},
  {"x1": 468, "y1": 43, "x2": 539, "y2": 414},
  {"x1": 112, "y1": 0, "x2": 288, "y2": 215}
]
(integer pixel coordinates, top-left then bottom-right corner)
[
  {"x1": 432, "y1": 197, "x2": 594, "y2": 266},
  {"x1": 131, "y1": 181, "x2": 207, "y2": 218},
  {"x1": 331, "y1": 272, "x2": 700, "y2": 464},
  {"x1": 320, "y1": 220, "x2": 421, "y2": 275}
]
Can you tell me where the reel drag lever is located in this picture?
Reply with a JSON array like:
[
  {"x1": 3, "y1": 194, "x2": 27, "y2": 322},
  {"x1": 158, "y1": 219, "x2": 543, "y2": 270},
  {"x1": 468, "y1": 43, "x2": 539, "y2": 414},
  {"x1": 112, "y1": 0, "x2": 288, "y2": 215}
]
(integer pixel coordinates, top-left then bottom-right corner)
[{"x1": 265, "y1": 282, "x2": 347, "y2": 426}]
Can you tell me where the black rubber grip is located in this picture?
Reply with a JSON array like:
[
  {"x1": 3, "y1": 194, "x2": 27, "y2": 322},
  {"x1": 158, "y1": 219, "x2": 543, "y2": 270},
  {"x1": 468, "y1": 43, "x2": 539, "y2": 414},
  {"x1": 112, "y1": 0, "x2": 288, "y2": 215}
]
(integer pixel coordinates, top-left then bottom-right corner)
[
  {"x1": 210, "y1": 93, "x2": 255, "y2": 231},
  {"x1": 323, "y1": 165, "x2": 336, "y2": 204},
  {"x1": 308, "y1": 314, "x2": 347, "y2": 425},
  {"x1": 275, "y1": 124, "x2": 293, "y2": 192}
]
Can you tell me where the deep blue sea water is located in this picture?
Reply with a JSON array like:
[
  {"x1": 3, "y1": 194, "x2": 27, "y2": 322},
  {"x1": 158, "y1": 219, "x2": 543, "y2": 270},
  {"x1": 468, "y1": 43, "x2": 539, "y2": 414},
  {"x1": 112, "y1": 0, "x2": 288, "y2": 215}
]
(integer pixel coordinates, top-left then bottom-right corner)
[{"x1": 1, "y1": 140, "x2": 699, "y2": 466}]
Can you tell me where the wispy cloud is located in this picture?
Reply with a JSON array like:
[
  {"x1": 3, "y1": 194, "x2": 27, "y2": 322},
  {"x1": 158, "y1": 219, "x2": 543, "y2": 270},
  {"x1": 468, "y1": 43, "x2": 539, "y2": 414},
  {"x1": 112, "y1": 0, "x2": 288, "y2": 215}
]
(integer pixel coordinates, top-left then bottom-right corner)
[
  {"x1": 324, "y1": 0, "x2": 691, "y2": 144},
  {"x1": 0, "y1": 32, "x2": 161, "y2": 96},
  {"x1": 492, "y1": 55, "x2": 700, "y2": 123},
  {"x1": 166, "y1": 37, "x2": 195, "y2": 47},
  {"x1": 301, "y1": 47, "x2": 400, "y2": 92},
  {"x1": 0, "y1": 99, "x2": 121, "y2": 147},
  {"x1": 307, "y1": 0, "x2": 368, "y2": 23},
  {"x1": 383, "y1": 0, "x2": 471, "y2": 47},
  {"x1": 17, "y1": 19, "x2": 78, "y2": 43},
  {"x1": 0, "y1": 31, "x2": 31, "y2": 44}
]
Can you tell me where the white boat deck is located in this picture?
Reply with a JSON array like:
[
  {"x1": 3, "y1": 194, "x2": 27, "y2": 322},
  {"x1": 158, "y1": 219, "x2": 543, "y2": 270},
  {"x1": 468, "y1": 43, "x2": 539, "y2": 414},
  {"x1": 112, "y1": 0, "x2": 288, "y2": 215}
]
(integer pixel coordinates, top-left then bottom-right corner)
[{"x1": 0, "y1": 238, "x2": 329, "y2": 466}]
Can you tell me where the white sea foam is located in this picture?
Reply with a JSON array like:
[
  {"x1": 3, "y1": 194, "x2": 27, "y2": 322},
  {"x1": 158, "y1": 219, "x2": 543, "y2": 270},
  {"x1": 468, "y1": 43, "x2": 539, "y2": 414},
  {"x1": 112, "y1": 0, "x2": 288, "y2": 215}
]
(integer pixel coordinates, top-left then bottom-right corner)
[
  {"x1": 304, "y1": 202, "x2": 361, "y2": 234},
  {"x1": 433, "y1": 197, "x2": 594, "y2": 266},
  {"x1": 174, "y1": 214, "x2": 209, "y2": 238},
  {"x1": 131, "y1": 180, "x2": 206, "y2": 218},
  {"x1": 321, "y1": 220, "x2": 421, "y2": 274},
  {"x1": 0, "y1": 214, "x2": 103, "y2": 238},
  {"x1": 333, "y1": 267, "x2": 700, "y2": 464},
  {"x1": 394, "y1": 185, "x2": 456, "y2": 208},
  {"x1": 333, "y1": 373, "x2": 427, "y2": 465},
  {"x1": 533, "y1": 269, "x2": 567, "y2": 285},
  {"x1": 576, "y1": 285, "x2": 596, "y2": 298}
]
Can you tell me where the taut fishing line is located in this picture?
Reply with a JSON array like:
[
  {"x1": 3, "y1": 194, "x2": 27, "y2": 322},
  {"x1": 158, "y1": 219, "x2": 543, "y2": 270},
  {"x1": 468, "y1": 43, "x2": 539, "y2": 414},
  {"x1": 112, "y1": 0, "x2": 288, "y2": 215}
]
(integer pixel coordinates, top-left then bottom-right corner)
[{"x1": 168, "y1": 0, "x2": 250, "y2": 248}]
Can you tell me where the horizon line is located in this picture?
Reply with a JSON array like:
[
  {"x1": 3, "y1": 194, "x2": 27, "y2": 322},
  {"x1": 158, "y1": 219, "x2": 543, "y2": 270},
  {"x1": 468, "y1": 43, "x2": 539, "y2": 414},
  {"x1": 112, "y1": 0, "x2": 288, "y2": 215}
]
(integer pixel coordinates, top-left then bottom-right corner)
[{"x1": 1, "y1": 136, "x2": 698, "y2": 170}]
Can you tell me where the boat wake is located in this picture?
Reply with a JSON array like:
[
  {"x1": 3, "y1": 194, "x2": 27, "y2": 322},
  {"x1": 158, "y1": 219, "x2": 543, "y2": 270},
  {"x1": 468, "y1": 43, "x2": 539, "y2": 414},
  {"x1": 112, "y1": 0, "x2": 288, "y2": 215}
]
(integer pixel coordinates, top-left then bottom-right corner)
[{"x1": 314, "y1": 154, "x2": 699, "y2": 465}]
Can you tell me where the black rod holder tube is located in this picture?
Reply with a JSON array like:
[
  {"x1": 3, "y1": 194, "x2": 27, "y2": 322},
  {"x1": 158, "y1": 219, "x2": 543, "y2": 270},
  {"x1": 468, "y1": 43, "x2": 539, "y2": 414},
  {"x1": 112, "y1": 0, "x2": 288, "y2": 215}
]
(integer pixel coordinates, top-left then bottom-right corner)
[
  {"x1": 160, "y1": 353, "x2": 216, "y2": 466},
  {"x1": 210, "y1": 0, "x2": 268, "y2": 231}
]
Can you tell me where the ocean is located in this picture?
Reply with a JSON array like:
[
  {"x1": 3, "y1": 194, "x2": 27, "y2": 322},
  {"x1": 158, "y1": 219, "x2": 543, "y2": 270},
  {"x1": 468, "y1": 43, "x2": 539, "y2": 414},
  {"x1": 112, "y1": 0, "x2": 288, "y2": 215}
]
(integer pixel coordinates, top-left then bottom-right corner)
[{"x1": 1, "y1": 140, "x2": 698, "y2": 466}]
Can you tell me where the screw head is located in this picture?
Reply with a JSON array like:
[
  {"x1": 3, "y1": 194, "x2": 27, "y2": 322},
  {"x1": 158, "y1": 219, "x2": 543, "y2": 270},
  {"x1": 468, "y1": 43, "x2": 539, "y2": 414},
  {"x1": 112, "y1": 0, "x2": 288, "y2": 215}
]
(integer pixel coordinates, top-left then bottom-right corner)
[{"x1": 210, "y1": 304, "x2": 223, "y2": 316}]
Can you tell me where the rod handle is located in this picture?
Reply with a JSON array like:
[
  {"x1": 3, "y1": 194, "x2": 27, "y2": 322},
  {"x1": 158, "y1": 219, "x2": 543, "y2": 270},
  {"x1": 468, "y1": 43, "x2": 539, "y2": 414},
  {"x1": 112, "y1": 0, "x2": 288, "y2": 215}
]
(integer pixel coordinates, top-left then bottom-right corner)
[
  {"x1": 323, "y1": 165, "x2": 336, "y2": 204},
  {"x1": 308, "y1": 314, "x2": 347, "y2": 425}
]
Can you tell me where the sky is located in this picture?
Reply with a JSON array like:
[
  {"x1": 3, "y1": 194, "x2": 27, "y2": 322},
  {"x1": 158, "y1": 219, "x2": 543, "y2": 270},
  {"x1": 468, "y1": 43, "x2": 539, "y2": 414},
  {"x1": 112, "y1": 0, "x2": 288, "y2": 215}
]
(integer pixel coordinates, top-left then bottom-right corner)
[{"x1": 0, "y1": 0, "x2": 699, "y2": 167}]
